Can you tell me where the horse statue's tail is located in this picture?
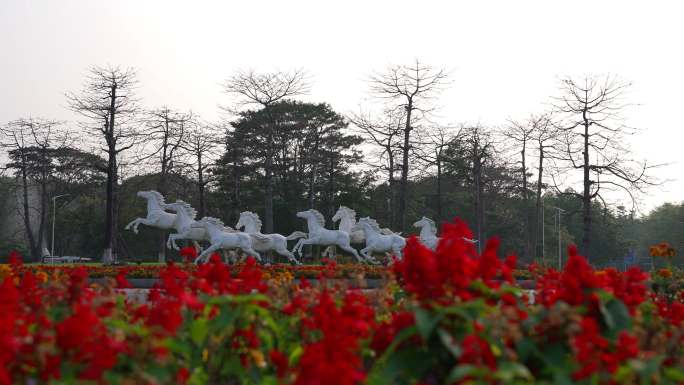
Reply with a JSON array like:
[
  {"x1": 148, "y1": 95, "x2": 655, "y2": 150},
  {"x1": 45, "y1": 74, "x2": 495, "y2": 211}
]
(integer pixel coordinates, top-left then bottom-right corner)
[{"x1": 286, "y1": 231, "x2": 307, "y2": 240}]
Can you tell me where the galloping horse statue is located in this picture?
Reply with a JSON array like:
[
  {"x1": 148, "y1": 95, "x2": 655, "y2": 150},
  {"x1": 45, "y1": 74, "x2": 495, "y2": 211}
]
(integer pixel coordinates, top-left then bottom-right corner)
[
  {"x1": 163, "y1": 200, "x2": 208, "y2": 250},
  {"x1": 323, "y1": 206, "x2": 399, "y2": 257},
  {"x1": 190, "y1": 217, "x2": 261, "y2": 264},
  {"x1": 354, "y1": 217, "x2": 406, "y2": 260},
  {"x1": 292, "y1": 209, "x2": 370, "y2": 263},
  {"x1": 125, "y1": 191, "x2": 177, "y2": 234},
  {"x1": 236, "y1": 211, "x2": 303, "y2": 264},
  {"x1": 413, "y1": 216, "x2": 479, "y2": 250}
]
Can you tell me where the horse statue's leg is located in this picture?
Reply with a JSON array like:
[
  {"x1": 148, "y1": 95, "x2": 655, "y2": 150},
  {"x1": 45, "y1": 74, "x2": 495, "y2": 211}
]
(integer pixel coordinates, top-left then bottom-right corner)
[
  {"x1": 242, "y1": 247, "x2": 262, "y2": 262},
  {"x1": 340, "y1": 243, "x2": 365, "y2": 263},
  {"x1": 125, "y1": 218, "x2": 146, "y2": 234},
  {"x1": 272, "y1": 238, "x2": 301, "y2": 264},
  {"x1": 166, "y1": 233, "x2": 177, "y2": 250},
  {"x1": 128, "y1": 217, "x2": 156, "y2": 234},
  {"x1": 195, "y1": 244, "x2": 221, "y2": 264},
  {"x1": 292, "y1": 238, "x2": 305, "y2": 257},
  {"x1": 276, "y1": 248, "x2": 301, "y2": 265}
]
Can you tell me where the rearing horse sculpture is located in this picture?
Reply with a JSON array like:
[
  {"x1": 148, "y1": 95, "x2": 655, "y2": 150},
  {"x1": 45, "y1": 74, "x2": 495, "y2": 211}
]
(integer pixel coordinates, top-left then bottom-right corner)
[
  {"x1": 413, "y1": 216, "x2": 439, "y2": 250},
  {"x1": 292, "y1": 209, "x2": 371, "y2": 263},
  {"x1": 125, "y1": 190, "x2": 176, "y2": 234}
]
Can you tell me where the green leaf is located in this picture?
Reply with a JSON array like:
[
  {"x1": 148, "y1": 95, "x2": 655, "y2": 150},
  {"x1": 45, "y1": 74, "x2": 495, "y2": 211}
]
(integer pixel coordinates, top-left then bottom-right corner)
[
  {"x1": 437, "y1": 328, "x2": 461, "y2": 358},
  {"x1": 446, "y1": 364, "x2": 483, "y2": 383},
  {"x1": 190, "y1": 317, "x2": 209, "y2": 345},
  {"x1": 664, "y1": 367, "x2": 684, "y2": 381},
  {"x1": 188, "y1": 367, "x2": 209, "y2": 385},
  {"x1": 599, "y1": 298, "x2": 631, "y2": 338},
  {"x1": 414, "y1": 307, "x2": 443, "y2": 340},
  {"x1": 494, "y1": 362, "x2": 533, "y2": 381},
  {"x1": 367, "y1": 347, "x2": 433, "y2": 385}
]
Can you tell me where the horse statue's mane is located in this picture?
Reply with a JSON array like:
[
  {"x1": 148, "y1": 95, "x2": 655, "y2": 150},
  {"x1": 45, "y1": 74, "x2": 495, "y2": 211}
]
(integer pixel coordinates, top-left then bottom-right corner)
[
  {"x1": 147, "y1": 190, "x2": 166, "y2": 205},
  {"x1": 337, "y1": 206, "x2": 356, "y2": 220},
  {"x1": 307, "y1": 209, "x2": 326, "y2": 227},
  {"x1": 359, "y1": 217, "x2": 382, "y2": 233},
  {"x1": 241, "y1": 211, "x2": 262, "y2": 231},
  {"x1": 201, "y1": 216, "x2": 225, "y2": 227},
  {"x1": 169, "y1": 200, "x2": 197, "y2": 220}
]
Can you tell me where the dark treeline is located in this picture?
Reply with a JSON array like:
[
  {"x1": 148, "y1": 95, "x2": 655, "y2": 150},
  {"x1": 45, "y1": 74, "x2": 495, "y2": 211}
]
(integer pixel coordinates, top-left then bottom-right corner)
[{"x1": 1, "y1": 63, "x2": 679, "y2": 266}]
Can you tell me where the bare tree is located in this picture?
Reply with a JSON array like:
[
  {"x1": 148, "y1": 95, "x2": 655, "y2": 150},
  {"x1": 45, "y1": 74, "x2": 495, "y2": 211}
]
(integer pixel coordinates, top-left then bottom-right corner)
[
  {"x1": 552, "y1": 75, "x2": 658, "y2": 260},
  {"x1": 414, "y1": 125, "x2": 461, "y2": 222},
  {"x1": 460, "y1": 124, "x2": 495, "y2": 251},
  {"x1": 503, "y1": 118, "x2": 536, "y2": 261},
  {"x1": 67, "y1": 66, "x2": 140, "y2": 264},
  {"x1": 222, "y1": 69, "x2": 309, "y2": 233},
  {"x1": 348, "y1": 108, "x2": 404, "y2": 228},
  {"x1": 137, "y1": 106, "x2": 192, "y2": 262},
  {"x1": 529, "y1": 113, "x2": 556, "y2": 262},
  {"x1": 180, "y1": 120, "x2": 221, "y2": 219},
  {"x1": 368, "y1": 60, "x2": 449, "y2": 230},
  {"x1": 140, "y1": 107, "x2": 192, "y2": 194},
  {"x1": 0, "y1": 118, "x2": 68, "y2": 258}
]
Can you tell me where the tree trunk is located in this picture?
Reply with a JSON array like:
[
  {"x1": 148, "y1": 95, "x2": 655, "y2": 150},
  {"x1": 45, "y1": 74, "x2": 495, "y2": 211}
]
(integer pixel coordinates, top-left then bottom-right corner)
[
  {"x1": 436, "y1": 154, "x2": 442, "y2": 222},
  {"x1": 397, "y1": 101, "x2": 413, "y2": 232},
  {"x1": 473, "y1": 145, "x2": 483, "y2": 253},
  {"x1": 532, "y1": 145, "x2": 544, "y2": 262},
  {"x1": 103, "y1": 82, "x2": 117, "y2": 265},
  {"x1": 262, "y1": 115, "x2": 275, "y2": 233},
  {"x1": 20, "y1": 161, "x2": 39, "y2": 258},
  {"x1": 582, "y1": 114, "x2": 592, "y2": 260},
  {"x1": 103, "y1": 150, "x2": 116, "y2": 264},
  {"x1": 198, "y1": 154, "x2": 206, "y2": 219},
  {"x1": 387, "y1": 149, "x2": 395, "y2": 229},
  {"x1": 327, "y1": 152, "x2": 335, "y2": 224},
  {"x1": 521, "y1": 142, "x2": 530, "y2": 262}
]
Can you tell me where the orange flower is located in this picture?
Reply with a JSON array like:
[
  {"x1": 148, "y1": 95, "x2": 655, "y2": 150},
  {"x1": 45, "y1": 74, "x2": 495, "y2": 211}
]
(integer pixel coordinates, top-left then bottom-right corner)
[
  {"x1": 36, "y1": 271, "x2": 48, "y2": 283},
  {"x1": 650, "y1": 242, "x2": 676, "y2": 258},
  {"x1": 657, "y1": 268, "x2": 673, "y2": 279}
]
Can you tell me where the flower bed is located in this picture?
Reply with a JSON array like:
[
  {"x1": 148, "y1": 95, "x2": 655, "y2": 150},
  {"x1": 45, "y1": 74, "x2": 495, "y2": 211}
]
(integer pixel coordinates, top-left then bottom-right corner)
[
  {"x1": 2, "y1": 220, "x2": 684, "y2": 384},
  {"x1": 2, "y1": 260, "x2": 534, "y2": 281}
]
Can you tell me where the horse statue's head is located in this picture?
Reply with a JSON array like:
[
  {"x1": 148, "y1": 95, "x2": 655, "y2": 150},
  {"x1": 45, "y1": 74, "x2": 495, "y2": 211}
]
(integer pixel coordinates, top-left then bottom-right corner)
[
  {"x1": 165, "y1": 200, "x2": 197, "y2": 219},
  {"x1": 137, "y1": 190, "x2": 166, "y2": 204},
  {"x1": 332, "y1": 206, "x2": 356, "y2": 223},
  {"x1": 296, "y1": 209, "x2": 326, "y2": 227},
  {"x1": 236, "y1": 211, "x2": 262, "y2": 232},
  {"x1": 413, "y1": 216, "x2": 437, "y2": 235}
]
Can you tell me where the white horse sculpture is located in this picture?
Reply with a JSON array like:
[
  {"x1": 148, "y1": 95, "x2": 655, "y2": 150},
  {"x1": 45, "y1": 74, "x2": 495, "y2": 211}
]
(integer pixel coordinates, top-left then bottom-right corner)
[
  {"x1": 163, "y1": 200, "x2": 208, "y2": 250},
  {"x1": 413, "y1": 216, "x2": 479, "y2": 250},
  {"x1": 292, "y1": 209, "x2": 370, "y2": 263},
  {"x1": 190, "y1": 217, "x2": 261, "y2": 264},
  {"x1": 354, "y1": 217, "x2": 406, "y2": 260},
  {"x1": 236, "y1": 211, "x2": 302, "y2": 265},
  {"x1": 413, "y1": 216, "x2": 440, "y2": 250},
  {"x1": 323, "y1": 206, "x2": 399, "y2": 257},
  {"x1": 125, "y1": 191, "x2": 176, "y2": 234}
]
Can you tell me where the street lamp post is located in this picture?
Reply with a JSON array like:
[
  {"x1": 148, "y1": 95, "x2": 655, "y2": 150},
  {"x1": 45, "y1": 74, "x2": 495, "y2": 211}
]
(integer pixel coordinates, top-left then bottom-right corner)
[{"x1": 51, "y1": 194, "x2": 70, "y2": 260}]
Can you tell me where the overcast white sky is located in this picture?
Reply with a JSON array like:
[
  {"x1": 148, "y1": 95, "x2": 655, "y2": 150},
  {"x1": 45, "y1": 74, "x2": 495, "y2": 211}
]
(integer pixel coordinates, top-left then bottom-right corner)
[{"x1": 1, "y1": 0, "x2": 681, "y2": 213}]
